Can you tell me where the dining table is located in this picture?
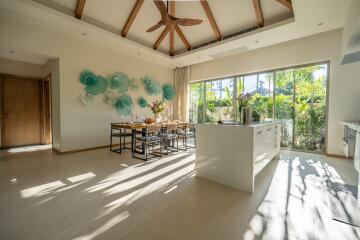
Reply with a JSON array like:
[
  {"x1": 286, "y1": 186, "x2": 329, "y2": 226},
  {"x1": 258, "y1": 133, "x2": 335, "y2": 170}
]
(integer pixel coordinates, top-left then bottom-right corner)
[{"x1": 111, "y1": 121, "x2": 188, "y2": 154}]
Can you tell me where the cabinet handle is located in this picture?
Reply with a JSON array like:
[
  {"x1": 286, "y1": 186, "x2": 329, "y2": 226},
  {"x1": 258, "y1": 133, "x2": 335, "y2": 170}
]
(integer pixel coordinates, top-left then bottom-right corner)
[{"x1": 257, "y1": 130, "x2": 262, "y2": 135}]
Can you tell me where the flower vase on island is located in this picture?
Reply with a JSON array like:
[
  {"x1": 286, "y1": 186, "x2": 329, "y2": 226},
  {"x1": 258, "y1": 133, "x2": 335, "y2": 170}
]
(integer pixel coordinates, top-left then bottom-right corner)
[
  {"x1": 237, "y1": 92, "x2": 253, "y2": 125},
  {"x1": 147, "y1": 100, "x2": 166, "y2": 123}
]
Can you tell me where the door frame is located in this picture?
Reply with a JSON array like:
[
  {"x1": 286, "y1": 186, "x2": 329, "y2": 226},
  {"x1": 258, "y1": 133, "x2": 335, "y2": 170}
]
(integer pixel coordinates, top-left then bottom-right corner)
[
  {"x1": 43, "y1": 73, "x2": 53, "y2": 147},
  {"x1": 0, "y1": 73, "x2": 53, "y2": 149}
]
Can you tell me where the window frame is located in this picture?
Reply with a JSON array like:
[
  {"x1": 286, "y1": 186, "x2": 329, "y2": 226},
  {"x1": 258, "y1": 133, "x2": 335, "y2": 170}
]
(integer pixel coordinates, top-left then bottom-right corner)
[{"x1": 189, "y1": 61, "x2": 330, "y2": 153}]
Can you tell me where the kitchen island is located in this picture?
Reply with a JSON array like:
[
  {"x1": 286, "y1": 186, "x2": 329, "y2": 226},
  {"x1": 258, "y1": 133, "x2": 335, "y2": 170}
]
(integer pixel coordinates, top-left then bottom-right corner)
[{"x1": 195, "y1": 122, "x2": 280, "y2": 193}]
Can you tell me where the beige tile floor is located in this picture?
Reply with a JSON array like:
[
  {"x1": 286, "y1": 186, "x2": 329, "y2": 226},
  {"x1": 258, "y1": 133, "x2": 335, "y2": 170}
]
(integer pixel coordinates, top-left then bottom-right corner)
[{"x1": 0, "y1": 146, "x2": 359, "y2": 240}]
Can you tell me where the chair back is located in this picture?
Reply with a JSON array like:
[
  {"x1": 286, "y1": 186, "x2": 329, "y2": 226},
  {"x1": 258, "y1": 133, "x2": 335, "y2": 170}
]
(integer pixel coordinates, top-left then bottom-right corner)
[
  {"x1": 176, "y1": 123, "x2": 186, "y2": 129},
  {"x1": 146, "y1": 125, "x2": 161, "y2": 134},
  {"x1": 186, "y1": 123, "x2": 195, "y2": 130},
  {"x1": 165, "y1": 124, "x2": 177, "y2": 131}
]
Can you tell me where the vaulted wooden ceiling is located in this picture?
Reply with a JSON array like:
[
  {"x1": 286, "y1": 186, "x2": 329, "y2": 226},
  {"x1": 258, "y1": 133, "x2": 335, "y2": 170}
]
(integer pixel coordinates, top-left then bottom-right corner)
[{"x1": 44, "y1": 0, "x2": 294, "y2": 57}]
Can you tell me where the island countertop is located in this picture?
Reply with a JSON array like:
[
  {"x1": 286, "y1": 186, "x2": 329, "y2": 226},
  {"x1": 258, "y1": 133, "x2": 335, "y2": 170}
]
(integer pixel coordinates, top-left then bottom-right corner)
[
  {"x1": 198, "y1": 121, "x2": 280, "y2": 128},
  {"x1": 195, "y1": 121, "x2": 280, "y2": 193}
]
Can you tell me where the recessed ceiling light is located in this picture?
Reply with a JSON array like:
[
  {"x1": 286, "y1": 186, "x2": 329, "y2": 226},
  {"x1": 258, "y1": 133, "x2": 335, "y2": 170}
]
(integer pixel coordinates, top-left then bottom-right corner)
[
  {"x1": 318, "y1": 22, "x2": 324, "y2": 26},
  {"x1": 9, "y1": 50, "x2": 15, "y2": 54},
  {"x1": 82, "y1": 32, "x2": 87, "y2": 36}
]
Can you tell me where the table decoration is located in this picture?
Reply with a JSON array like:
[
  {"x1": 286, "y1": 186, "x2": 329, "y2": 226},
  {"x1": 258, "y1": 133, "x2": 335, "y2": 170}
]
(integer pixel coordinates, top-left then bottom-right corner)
[{"x1": 147, "y1": 100, "x2": 166, "y2": 122}]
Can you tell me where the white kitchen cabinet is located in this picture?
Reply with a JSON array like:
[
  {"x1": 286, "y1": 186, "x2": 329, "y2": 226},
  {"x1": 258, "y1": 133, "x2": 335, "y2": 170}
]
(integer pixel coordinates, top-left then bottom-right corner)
[{"x1": 195, "y1": 122, "x2": 280, "y2": 193}]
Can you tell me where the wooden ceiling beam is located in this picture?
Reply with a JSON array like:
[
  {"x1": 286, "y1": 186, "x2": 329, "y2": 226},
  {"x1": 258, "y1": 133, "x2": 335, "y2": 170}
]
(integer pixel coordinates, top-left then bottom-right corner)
[
  {"x1": 274, "y1": 0, "x2": 293, "y2": 11},
  {"x1": 200, "y1": 0, "x2": 222, "y2": 41},
  {"x1": 174, "y1": 25, "x2": 191, "y2": 51},
  {"x1": 169, "y1": 1, "x2": 176, "y2": 56},
  {"x1": 121, "y1": 0, "x2": 145, "y2": 37},
  {"x1": 252, "y1": 0, "x2": 264, "y2": 28},
  {"x1": 75, "y1": 0, "x2": 86, "y2": 19},
  {"x1": 153, "y1": 25, "x2": 171, "y2": 50}
]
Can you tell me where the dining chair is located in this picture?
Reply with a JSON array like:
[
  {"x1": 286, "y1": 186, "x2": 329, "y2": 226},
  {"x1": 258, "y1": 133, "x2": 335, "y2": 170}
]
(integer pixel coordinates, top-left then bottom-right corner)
[
  {"x1": 161, "y1": 123, "x2": 179, "y2": 154},
  {"x1": 132, "y1": 125, "x2": 162, "y2": 161},
  {"x1": 177, "y1": 123, "x2": 196, "y2": 150},
  {"x1": 110, "y1": 123, "x2": 132, "y2": 153}
]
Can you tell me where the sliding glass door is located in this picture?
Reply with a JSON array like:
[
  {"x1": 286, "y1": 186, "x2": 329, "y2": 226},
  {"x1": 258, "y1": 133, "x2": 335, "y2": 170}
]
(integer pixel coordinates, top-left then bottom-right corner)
[
  {"x1": 275, "y1": 69, "x2": 295, "y2": 148},
  {"x1": 189, "y1": 81, "x2": 205, "y2": 123},
  {"x1": 189, "y1": 62, "x2": 328, "y2": 153},
  {"x1": 189, "y1": 78, "x2": 235, "y2": 123},
  {"x1": 292, "y1": 65, "x2": 327, "y2": 152}
]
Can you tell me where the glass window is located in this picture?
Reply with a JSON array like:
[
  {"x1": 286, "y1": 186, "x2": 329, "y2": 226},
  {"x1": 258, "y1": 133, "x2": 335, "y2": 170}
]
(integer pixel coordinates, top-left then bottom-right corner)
[{"x1": 205, "y1": 78, "x2": 234, "y2": 122}]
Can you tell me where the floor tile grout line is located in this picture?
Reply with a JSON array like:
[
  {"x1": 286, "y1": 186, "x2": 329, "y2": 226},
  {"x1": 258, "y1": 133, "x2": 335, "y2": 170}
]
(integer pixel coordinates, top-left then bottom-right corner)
[
  {"x1": 54, "y1": 197, "x2": 75, "y2": 228},
  {"x1": 117, "y1": 202, "x2": 157, "y2": 240}
]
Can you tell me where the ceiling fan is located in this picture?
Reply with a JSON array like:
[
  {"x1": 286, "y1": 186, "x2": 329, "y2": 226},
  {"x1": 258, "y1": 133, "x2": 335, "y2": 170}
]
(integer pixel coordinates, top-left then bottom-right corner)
[{"x1": 146, "y1": 0, "x2": 203, "y2": 33}]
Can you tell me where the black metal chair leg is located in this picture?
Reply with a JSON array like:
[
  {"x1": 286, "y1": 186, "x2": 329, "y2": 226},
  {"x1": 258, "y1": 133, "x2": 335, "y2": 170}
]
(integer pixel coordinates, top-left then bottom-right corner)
[
  {"x1": 145, "y1": 142, "x2": 148, "y2": 161},
  {"x1": 160, "y1": 141, "x2": 162, "y2": 156},
  {"x1": 110, "y1": 132, "x2": 113, "y2": 151},
  {"x1": 132, "y1": 138, "x2": 135, "y2": 158},
  {"x1": 119, "y1": 128, "x2": 122, "y2": 154}
]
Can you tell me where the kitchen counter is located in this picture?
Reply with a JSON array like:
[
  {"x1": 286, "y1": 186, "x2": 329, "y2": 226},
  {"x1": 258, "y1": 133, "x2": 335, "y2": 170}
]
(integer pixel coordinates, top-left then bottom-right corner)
[
  {"x1": 342, "y1": 121, "x2": 360, "y2": 132},
  {"x1": 195, "y1": 121, "x2": 280, "y2": 193}
]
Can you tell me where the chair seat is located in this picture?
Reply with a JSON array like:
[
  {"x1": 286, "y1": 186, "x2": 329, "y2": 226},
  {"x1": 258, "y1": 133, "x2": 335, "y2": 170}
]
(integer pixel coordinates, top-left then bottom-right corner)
[
  {"x1": 177, "y1": 130, "x2": 195, "y2": 136},
  {"x1": 136, "y1": 136, "x2": 160, "y2": 142},
  {"x1": 161, "y1": 133, "x2": 178, "y2": 139}
]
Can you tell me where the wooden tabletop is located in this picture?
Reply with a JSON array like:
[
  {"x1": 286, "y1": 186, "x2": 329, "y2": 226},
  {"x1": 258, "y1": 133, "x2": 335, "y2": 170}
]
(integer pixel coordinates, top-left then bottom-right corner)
[{"x1": 111, "y1": 121, "x2": 188, "y2": 130}]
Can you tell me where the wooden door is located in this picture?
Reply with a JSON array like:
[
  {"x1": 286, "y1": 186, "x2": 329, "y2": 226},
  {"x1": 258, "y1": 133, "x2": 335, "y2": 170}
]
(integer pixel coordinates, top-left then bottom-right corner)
[{"x1": 2, "y1": 76, "x2": 41, "y2": 147}]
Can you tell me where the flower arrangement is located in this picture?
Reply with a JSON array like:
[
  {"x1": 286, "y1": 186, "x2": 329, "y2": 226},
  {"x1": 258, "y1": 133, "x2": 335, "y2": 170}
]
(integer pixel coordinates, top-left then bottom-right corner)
[
  {"x1": 147, "y1": 100, "x2": 166, "y2": 115},
  {"x1": 237, "y1": 92, "x2": 253, "y2": 108}
]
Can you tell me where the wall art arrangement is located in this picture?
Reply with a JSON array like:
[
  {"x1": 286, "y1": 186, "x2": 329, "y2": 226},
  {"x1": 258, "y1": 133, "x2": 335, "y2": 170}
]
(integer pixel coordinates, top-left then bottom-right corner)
[{"x1": 79, "y1": 70, "x2": 175, "y2": 116}]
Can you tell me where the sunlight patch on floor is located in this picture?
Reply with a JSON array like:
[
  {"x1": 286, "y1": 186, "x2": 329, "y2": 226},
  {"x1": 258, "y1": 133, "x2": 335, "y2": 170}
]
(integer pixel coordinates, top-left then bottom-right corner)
[
  {"x1": 20, "y1": 180, "x2": 66, "y2": 198},
  {"x1": 7, "y1": 144, "x2": 52, "y2": 153},
  {"x1": 73, "y1": 211, "x2": 130, "y2": 240},
  {"x1": 67, "y1": 172, "x2": 96, "y2": 183}
]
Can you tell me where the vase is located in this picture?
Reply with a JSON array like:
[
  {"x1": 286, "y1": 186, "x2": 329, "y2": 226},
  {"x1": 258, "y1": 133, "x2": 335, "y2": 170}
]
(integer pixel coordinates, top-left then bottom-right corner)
[
  {"x1": 154, "y1": 114, "x2": 160, "y2": 123},
  {"x1": 241, "y1": 107, "x2": 252, "y2": 125}
]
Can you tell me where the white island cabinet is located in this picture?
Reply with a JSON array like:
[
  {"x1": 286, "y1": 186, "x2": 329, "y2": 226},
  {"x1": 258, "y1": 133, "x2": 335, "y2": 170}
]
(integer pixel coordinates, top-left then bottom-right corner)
[{"x1": 195, "y1": 122, "x2": 280, "y2": 193}]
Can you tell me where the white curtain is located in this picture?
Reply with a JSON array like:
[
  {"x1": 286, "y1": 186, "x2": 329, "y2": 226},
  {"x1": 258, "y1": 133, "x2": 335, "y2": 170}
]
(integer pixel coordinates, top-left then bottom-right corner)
[{"x1": 174, "y1": 66, "x2": 190, "y2": 121}]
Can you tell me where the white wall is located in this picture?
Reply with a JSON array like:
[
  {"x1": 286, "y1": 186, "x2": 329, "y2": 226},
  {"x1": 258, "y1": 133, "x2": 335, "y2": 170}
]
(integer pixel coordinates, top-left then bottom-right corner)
[
  {"x1": 191, "y1": 29, "x2": 360, "y2": 156},
  {"x1": 0, "y1": 14, "x2": 173, "y2": 152},
  {"x1": 0, "y1": 57, "x2": 44, "y2": 78}
]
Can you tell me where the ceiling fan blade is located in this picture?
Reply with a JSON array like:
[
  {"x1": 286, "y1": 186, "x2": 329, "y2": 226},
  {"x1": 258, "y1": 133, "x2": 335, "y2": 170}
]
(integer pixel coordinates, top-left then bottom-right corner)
[
  {"x1": 146, "y1": 22, "x2": 165, "y2": 32},
  {"x1": 153, "y1": 0, "x2": 168, "y2": 19},
  {"x1": 176, "y1": 18, "x2": 203, "y2": 26}
]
